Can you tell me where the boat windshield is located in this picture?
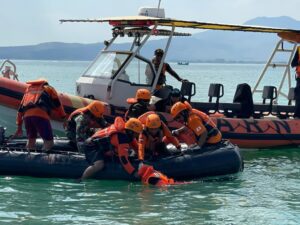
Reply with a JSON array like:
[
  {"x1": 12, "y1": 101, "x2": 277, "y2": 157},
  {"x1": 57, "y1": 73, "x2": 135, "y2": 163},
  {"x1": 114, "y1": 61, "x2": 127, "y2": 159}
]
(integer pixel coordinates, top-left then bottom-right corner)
[{"x1": 84, "y1": 52, "x2": 130, "y2": 78}]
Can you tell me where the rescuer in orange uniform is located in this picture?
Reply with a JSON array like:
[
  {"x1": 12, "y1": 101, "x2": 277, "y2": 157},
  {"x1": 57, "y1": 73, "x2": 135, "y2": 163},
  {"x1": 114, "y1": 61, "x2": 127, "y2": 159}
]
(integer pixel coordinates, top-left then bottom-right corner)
[
  {"x1": 65, "y1": 100, "x2": 108, "y2": 149},
  {"x1": 138, "y1": 113, "x2": 181, "y2": 161},
  {"x1": 80, "y1": 117, "x2": 143, "y2": 180},
  {"x1": 14, "y1": 79, "x2": 66, "y2": 151},
  {"x1": 170, "y1": 101, "x2": 222, "y2": 148},
  {"x1": 138, "y1": 164, "x2": 176, "y2": 186},
  {"x1": 126, "y1": 89, "x2": 153, "y2": 119}
]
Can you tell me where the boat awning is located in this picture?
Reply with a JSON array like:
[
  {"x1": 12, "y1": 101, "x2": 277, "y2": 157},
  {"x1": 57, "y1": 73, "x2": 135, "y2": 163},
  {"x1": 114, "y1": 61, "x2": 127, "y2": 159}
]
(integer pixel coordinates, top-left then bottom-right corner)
[{"x1": 60, "y1": 16, "x2": 300, "y2": 34}]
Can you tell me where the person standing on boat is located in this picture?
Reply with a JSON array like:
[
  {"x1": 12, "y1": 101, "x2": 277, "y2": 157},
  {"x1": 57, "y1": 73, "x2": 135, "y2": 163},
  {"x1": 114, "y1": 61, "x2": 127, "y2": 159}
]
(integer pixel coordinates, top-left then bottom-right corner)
[
  {"x1": 170, "y1": 101, "x2": 222, "y2": 148},
  {"x1": 291, "y1": 46, "x2": 300, "y2": 118},
  {"x1": 138, "y1": 113, "x2": 181, "y2": 161},
  {"x1": 80, "y1": 117, "x2": 143, "y2": 181},
  {"x1": 14, "y1": 79, "x2": 66, "y2": 151},
  {"x1": 152, "y1": 49, "x2": 185, "y2": 90},
  {"x1": 126, "y1": 89, "x2": 154, "y2": 120},
  {"x1": 65, "y1": 100, "x2": 109, "y2": 151}
]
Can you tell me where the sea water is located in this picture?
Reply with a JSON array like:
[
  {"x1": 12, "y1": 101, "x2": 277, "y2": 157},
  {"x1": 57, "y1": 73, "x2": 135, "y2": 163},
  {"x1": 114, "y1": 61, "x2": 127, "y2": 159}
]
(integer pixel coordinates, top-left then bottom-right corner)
[{"x1": 0, "y1": 60, "x2": 299, "y2": 224}]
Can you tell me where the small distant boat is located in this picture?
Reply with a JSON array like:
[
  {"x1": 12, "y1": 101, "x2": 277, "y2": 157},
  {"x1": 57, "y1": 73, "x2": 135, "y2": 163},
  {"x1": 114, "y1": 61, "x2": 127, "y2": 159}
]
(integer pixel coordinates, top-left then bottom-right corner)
[{"x1": 177, "y1": 61, "x2": 189, "y2": 65}]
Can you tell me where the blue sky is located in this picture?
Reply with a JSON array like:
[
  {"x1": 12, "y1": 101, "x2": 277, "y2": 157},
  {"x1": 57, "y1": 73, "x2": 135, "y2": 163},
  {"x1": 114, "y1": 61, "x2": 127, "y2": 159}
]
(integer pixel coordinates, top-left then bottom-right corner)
[{"x1": 1, "y1": 0, "x2": 299, "y2": 46}]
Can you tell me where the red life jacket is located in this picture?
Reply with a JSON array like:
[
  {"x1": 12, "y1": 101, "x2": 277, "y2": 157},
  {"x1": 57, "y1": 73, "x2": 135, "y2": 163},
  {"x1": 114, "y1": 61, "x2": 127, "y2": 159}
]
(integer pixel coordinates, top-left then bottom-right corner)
[
  {"x1": 92, "y1": 116, "x2": 125, "y2": 139},
  {"x1": 138, "y1": 164, "x2": 175, "y2": 186},
  {"x1": 19, "y1": 79, "x2": 48, "y2": 112},
  {"x1": 92, "y1": 117, "x2": 137, "y2": 175}
]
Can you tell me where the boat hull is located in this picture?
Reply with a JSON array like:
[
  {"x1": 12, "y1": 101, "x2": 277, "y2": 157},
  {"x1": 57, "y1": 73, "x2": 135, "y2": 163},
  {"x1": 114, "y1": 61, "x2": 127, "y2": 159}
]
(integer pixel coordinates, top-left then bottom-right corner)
[
  {"x1": 1, "y1": 77, "x2": 300, "y2": 149},
  {"x1": 0, "y1": 141, "x2": 243, "y2": 181},
  {"x1": 213, "y1": 117, "x2": 300, "y2": 148}
]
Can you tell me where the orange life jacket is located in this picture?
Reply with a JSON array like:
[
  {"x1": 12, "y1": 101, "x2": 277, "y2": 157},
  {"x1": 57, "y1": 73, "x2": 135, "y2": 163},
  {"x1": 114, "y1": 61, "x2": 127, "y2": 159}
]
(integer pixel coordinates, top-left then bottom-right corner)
[
  {"x1": 138, "y1": 165, "x2": 175, "y2": 186},
  {"x1": 19, "y1": 80, "x2": 48, "y2": 112},
  {"x1": 191, "y1": 109, "x2": 222, "y2": 143},
  {"x1": 138, "y1": 112, "x2": 180, "y2": 161},
  {"x1": 68, "y1": 107, "x2": 88, "y2": 121},
  {"x1": 92, "y1": 116, "x2": 124, "y2": 139},
  {"x1": 296, "y1": 46, "x2": 300, "y2": 78},
  {"x1": 91, "y1": 117, "x2": 136, "y2": 175}
]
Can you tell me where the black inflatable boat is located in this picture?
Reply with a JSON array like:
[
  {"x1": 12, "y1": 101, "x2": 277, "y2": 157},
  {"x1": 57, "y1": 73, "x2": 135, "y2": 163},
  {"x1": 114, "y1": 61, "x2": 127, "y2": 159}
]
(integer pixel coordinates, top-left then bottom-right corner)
[{"x1": 0, "y1": 127, "x2": 243, "y2": 181}]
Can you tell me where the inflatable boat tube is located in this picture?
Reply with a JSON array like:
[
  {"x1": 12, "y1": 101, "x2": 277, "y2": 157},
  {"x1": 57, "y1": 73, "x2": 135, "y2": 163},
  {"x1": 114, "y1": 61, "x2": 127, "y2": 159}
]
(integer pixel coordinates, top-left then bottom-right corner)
[{"x1": 0, "y1": 138, "x2": 243, "y2": 181}]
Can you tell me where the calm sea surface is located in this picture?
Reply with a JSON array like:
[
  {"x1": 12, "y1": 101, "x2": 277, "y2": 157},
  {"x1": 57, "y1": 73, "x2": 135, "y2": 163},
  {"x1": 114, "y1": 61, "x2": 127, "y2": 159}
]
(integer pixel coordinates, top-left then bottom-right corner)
[{"x1": 0, "y1": 60, "x2": 299, "y2": 224}]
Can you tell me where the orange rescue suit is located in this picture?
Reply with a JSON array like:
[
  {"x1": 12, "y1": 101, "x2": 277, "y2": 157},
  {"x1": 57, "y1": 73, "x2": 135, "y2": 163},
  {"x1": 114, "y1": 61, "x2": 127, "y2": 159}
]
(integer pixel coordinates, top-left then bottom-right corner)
[
  {"x1": 188, "y1": 109, "x2": 222, "y2": 144},
  {"x1": 138, "y1": 164, "x2": 175, "y2": 186},
  {"x1": 91, "y1": 118, "x2": 138, "y2": 175},
  {"x1": 16, "y1": 80, "x2": 66, "y2": 126},
  {"x1": 138, "y1": 122, "x2": 180, "y2": 161}
]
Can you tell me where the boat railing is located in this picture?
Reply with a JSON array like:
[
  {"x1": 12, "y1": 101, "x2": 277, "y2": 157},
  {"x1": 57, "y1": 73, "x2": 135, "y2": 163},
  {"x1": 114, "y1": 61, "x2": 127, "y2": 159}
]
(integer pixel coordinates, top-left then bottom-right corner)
[
  {"x1": 0, "y1": 59, "x2": 19, "y2": 81},
  {"x1": 252, "y1": 39, "x2": 297, "y2": 102}
]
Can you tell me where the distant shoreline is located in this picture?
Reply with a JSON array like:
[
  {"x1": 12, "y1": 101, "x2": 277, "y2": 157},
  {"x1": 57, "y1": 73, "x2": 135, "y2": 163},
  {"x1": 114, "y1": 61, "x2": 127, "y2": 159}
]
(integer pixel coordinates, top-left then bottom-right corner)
[
  {"x1": 0, "y1": 58, "x2": 268, "y2": 64},
  {"x1": 170, "y1": 60, "x2": 267, "y2": 64}
]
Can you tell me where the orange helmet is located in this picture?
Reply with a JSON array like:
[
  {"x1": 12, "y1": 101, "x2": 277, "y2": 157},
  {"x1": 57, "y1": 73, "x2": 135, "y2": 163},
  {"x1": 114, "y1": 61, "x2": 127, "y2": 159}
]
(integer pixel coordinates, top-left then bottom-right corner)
[
  {"x1": 125, "y1": 118, "x2": 143, "y2": 134},
  {"x1": 86, "y1": 101, "x2": 105, "y2": 118},
  {"x1": 170, "y1": 102, "x2": 188, "y2": 118},
  {"x1": 145, "y1": 114, "x2": 161, "y2": 129},
  {"x1": 136, "y1": 89, "x2": 151, "y2": 101}
]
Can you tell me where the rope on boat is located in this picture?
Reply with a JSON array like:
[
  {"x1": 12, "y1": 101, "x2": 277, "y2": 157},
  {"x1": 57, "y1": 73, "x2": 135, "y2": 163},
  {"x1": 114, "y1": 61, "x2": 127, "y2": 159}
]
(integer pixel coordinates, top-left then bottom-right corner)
[{"x1": 0, "y1": 145, "x2": 83, "y2": 157}]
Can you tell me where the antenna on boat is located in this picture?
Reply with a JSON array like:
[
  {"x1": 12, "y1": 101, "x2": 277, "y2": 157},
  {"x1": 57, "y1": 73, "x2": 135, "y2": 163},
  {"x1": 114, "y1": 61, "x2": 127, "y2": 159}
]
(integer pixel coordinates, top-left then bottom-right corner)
[{"x1": 157, "y1": 0, "x2": 162, "y2": 17}]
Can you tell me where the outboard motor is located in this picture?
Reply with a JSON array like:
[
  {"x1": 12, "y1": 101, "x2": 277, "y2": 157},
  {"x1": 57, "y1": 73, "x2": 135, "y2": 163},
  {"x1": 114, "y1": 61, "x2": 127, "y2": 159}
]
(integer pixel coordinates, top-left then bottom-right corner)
[
  {"x1": 0, "y1": 126, "x2": 6, "y2": 145},
  {"x1": 233, "y1": 83, "x2": 254, "y2": 118}
]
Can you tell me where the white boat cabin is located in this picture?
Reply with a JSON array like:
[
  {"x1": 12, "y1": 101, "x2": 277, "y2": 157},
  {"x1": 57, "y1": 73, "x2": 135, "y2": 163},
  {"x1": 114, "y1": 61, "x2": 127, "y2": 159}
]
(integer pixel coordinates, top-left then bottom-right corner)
[
  {"x1": 74, "y1": 7, "x2": 191, "y2": 108},
  {"x1": 61, "y1": 7, "x2": 300, "y2": 110}
]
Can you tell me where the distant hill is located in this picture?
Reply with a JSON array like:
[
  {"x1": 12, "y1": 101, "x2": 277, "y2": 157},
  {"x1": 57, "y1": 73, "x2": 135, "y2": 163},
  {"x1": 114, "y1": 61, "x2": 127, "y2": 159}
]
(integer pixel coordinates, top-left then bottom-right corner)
[
  {"x1": 0, "y1": 42, "x2": 103, "y2": 61},
  {"x1": 0, "y1": 16, "x2": 299, "y2": 61}
]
